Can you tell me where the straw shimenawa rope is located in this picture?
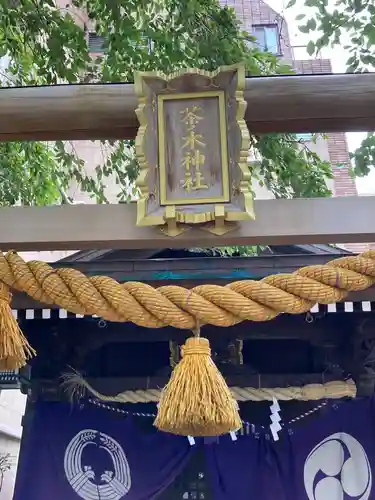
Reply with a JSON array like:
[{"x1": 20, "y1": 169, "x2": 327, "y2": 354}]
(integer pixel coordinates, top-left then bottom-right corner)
[
  {"x1": 62, "y1": 372, "x2": 357, "y2": 404},
  {"x1": 2, "y1": 250, "x2": 375, "y2": 330},
  {"x1": 0, "y1": 249, "x2": 374, "y2": 369}
]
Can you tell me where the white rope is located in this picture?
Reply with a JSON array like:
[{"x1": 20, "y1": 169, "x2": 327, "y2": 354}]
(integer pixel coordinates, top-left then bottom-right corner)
[{"x1": 87, "y1": 398, "x2": 332, "y2": 434}]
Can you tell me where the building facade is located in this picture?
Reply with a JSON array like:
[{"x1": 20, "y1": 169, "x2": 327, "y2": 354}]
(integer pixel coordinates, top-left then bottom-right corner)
[{"x1": 219, "y1": 0, "x2": 358, "y2": 201}]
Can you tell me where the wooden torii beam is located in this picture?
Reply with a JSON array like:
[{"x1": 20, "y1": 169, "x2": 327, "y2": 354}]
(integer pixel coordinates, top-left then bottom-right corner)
[
  {"x1": 1, "y1": 197, "x2": 375, "y2": 251},
  {"x1": 0, "y1": 72, "x2": 375, "y2": 250},
  {"x1": 1, "y1": 73, "x2": 375, "y2": 142}
]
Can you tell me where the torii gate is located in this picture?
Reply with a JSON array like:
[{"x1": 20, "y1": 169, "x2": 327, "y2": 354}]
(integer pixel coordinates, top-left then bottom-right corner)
[
  {"x1": 0, "y1": 66, "x2": 374, "y2": 437},
  {"x1": 0, "y1": 72, "x2": 374, "y2": 251}
]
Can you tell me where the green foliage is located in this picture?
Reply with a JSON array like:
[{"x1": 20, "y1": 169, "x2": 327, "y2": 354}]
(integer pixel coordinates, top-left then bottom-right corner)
[
  {"x1": 293, "y1": 0, "x2": 375, "y2": 179},
  {"x1": 188, "y1": 246, "x2": 265, "y2": 256},
  {"x1": 350, "y1": 132, "x2": 375, "y2": 177},
  {"x1": 253, "y1": 134, "x2": 332, "y2": 198},
  {"x1": 295, "y1": 0, "x2": 375, "y2": 72},
  {"x1": 0, "y1": 0, "x2": 332, "y2": 206}
]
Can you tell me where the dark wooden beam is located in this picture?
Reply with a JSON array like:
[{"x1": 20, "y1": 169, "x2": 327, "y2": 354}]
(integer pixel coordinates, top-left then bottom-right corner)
[
  {"x1": 53, "y1": 253, "x2": 354, "y2": 278},
  {"x1": 2, "y1": 197, "x2": 375, "y2": 252},
  {"x1": 22, "y1": 314, "x2": 346, "y2": 348},
  {"x1": 1, "y1": 73, "x2": 375, "y2": 142}
]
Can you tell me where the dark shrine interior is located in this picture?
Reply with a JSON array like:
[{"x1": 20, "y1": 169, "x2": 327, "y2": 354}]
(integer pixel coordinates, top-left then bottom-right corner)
[
  {"x1": 14, "y1": 245, "x2": 375, "y2": 499},
  {"x1": 15, "y1": 245, "x2": 375, "y2": 424},
  {"x1": 20, "y1": 302, "x2": 371, "y2": 424}
]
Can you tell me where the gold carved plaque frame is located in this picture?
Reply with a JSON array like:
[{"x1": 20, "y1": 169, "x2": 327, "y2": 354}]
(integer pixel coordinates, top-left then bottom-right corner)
[{"x1": 135, "y1": 65, "x2": 255, "y2": 236}]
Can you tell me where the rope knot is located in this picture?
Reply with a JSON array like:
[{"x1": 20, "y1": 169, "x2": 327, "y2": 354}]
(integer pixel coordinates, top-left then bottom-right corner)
[
  {"x1": 0, "y1": 283, "x2": 11, "y2": 304},
  {"x1": 181, "y1": 337, "x2": 211, "y2": 357}
]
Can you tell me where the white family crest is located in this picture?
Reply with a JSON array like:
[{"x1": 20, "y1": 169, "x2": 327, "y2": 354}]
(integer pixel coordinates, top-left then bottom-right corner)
[
  {"x1": 304, "y1": 432, "x2": 372, "y2": 500},
  {"x1": 64, "y1": 429, "x2": 131, "y2": 500}
]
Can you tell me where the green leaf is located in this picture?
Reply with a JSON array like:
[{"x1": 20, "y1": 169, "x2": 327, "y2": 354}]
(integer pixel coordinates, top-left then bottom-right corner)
[
  {"x1": 346, "y1": 61, "x2": 360, "y2": 72},
  {"x1": 306, "y1": 40, "x2": 315, "y2": 55},
  {"x1": 354, "y1": 0, "x2": 362, "y2": 12},
  {"x1": 299, "y1": 24, "x2": 310, "y2": 33},
  {"x1": 286, "y1": 0, "x2": 297, "y2": 8},
  {"x1": 306, "y1": 18, "x2": 317, "y2": 30},
  {"x1": 367, "y1": 25, "x2": 375, "y2": 44}
]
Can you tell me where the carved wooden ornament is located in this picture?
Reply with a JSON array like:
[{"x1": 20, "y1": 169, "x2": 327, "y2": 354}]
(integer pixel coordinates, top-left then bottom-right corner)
[{"x1": 135, "y1": 65, "x2": 254, "y2": 236}]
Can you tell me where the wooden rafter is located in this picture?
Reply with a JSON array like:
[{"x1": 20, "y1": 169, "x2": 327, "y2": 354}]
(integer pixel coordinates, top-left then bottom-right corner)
[{"x1": 1, "y1": 73, "x2": 375, "y2": 141}]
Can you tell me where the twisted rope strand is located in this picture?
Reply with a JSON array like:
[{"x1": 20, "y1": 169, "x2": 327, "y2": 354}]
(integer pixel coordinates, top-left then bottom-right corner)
[
  {"x1": 61, "y1": 372, "x2": 356, "y2": 403},
  {"x1": 1, "y1": 250, "x2": 375, "y2": 329}
]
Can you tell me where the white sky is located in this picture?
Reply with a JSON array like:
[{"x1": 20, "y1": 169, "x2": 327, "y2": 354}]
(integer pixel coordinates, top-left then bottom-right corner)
[{"x1": 266, "y1": 0, "x2": 375, "y2": 195}]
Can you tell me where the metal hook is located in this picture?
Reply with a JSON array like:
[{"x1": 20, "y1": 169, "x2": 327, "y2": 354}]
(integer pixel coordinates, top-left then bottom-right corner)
[{"x1": 305, "y1": 312, "x2": 314, "y2": 323}]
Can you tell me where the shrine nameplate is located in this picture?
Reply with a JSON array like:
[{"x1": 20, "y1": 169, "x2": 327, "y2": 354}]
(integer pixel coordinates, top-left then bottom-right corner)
[{"x1": 135, "y1": 65, "x2": 254, "y2": 236}]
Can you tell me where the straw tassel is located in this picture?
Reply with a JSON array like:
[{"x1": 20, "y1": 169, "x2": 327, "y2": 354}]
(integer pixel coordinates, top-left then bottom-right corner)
[
  {"x1": 154, "y1": 334, "x2": 241, "y2": 436},
  {"x1": 0, "y1": 282, "x2": 35, "y2": 369}
]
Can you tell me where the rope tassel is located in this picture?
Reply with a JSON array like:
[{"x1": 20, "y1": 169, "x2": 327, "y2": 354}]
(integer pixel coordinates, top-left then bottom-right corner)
[
  {"x1": 154, "y1": 335, "x2": 241, "y2": 437},
  {"x1": 0, "y1": 283, "x2": 35, "y2": 369}
]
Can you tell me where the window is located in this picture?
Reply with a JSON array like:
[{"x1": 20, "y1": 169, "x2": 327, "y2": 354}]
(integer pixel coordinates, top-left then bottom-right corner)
[
  {"x1": 130, "y1": 36, "x2": 153, "y2": 54},
  {"x1": 88, "y1": 33, "x2": 153, "y2": 54},
  {"x1": 296, "y1": 133, "x2": 313, "y2": 141},
  {"x1": 253, "y1": 25, "x2": 280, "y2": 54},
  {"x1": 88, "y1": 33, "x2": 105, "y2": 53}
]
